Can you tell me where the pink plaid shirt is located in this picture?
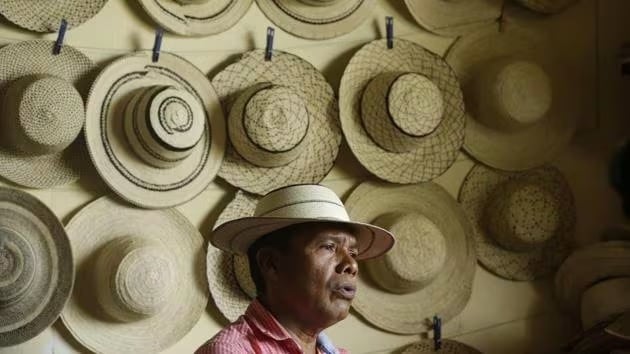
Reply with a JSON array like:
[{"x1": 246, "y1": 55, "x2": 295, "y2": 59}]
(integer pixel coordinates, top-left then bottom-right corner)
[{"x1": 195, "y1": 299, "x2": 348, "y2": 354}]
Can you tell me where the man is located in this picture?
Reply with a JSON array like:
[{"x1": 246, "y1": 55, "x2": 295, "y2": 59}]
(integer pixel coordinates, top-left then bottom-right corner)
[{"x1": 196, "y1": 184, "x2": 395, "y2": 354}]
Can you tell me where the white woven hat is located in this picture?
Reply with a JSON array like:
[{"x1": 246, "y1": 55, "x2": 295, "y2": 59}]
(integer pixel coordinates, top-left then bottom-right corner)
[
  {"x1": 446, "y1": 25, "x2": 577, "y2": 171},
  {"x1": 207, "y1": 190, "x2": 258, "y2": 322},
  {"x1": 402, "y1": 339, "x2": 482, "y2": 354},
  {"x1": 346, "y1": 181, "x2": 476, "y2": 334},
  {"x1": 212, "y1": 50, "x2": 341, "y2": 195},
  {"x1": 513, "y1": 0, "x2": 579, "y2": 14},
  {"x1": 459, "y1": 164, "x2": 575, "y2": 281},
  {"x1": 84, "y1": 51, "x2": 226, "y2": 209},
  {"x1": 404, "y1": 0, "x2": 503, "y2": 37},
  {"x1": 0, "y1": 187, "x2": 73, "y2": 346},
  {"x1": 340, "y1": 38, "x2": 466, "y2": 184},
  {"x1": 211, "y1": 184, "x2": 394, "y2": 259},
  {"x1": 138, "y1": 0, "x2": 253, "y2": 36},
  {"x1": 256, "y1": 0, "x2": 375, "y2": 40},
  {"x1": 581, "y1": 278, "x2": 630, "y2": 331},
  {"x1": 0, "y1": 40, "x2": 94, "y2": 189},
  {"x1": 60, "y1": 196, "x2": 207, "y2": 354},
  {"x1": 0, "y1": 1, "x2": 108, "y2": 32}
]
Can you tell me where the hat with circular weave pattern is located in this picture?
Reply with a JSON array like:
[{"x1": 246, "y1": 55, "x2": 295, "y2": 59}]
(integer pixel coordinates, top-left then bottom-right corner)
[{"x1": 0, "y1": 1, "x2": 108, "y2": 32}]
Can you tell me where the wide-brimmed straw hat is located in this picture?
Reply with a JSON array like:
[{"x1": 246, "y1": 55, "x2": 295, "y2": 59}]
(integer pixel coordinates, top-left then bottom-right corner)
[
  {"x1": 138, "y1": 0, "x2": 253, "y2": 36},
  {"x1": 0, "y1": 40, "x2": 94, "y2": 189},
  {"x1": 207, "y1": 190, "x2": 259, "y2": 322},
  {"x1": 513, "y1": 0, "x2": 579, "y2": 14},
  {"x1": 256, "y1": 0, "x2": 375, "y2": 39},
  {"x1": 211, "y1": 184, "x2": 394, "y2": 260},
  {"x1": 0, "y1": 187, "x2": 73, "y2": 346},
  {"x1": 346, "y1": 181, "x2": 476, "y2": 334},
  {"x1": 404, "y1": 0, "x2": 503, "y2": 37},
  {"x1": 212, "y1": 50, "x2": 341, "y2": 195},
  {"x1": 339, "y1": 38, "x2": 465, "y2": 184},
  {"x1": 446, "y1": 25, "x2": 576, "y2": 171},
  {"x1": 459, "y1": 164, "x2": 575, "y2": 280},
  {"x1": 61, "y1": 196, "x2": 207, "y2": 354},
  {"x1": 402, "y1": 339, "x2": 481, "y2": 354},
  {"x1": 84, "y1": 51, "x2": 226, "y2": 209},
  {"x1": 0, "y1": 1, "x2": 108, "y2": 32}
]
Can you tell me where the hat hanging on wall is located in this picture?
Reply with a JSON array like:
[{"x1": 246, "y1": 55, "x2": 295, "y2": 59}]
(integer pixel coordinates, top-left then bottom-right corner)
[
  {"x1": 402, "y1": 339, "x2": 482, "y2": 354},
  {"x1": 212, "y1": 49, "x2": 341, "y2": 195},
  {"x1": 459, "y1": 164, "x2": 575, "y2": 281},
  {"x1": 339, "y1": 37, "x2": 466, "y2": 184},
  {"x1": 404, "y1": 0, "x2": 503, "y2": 37},
  {"x1": 0, "y1": 1, "x2": 108, "y2": 32},
  {"x1": 60, "y1": 196, "x2": 207, "y2": 354},
  {"x1": 346, "y1": 181, "x2": 476, "y2": 334},
  {"x1": 138, "y1": 0, "x2": 253, "y2": 37},
  {"x1": 580, "y1": 277, "x2": 630, "y2": 331},
  {"x1": 207, "y1": 190, "x2": 259, "y2": 322},
  {"x1": 0, "y1": 187, "x2": 73, "y2": 347},
  {"x1": 0, "y1": 40, "x2": 94, "y2": 189},
  {"x1": 256, "y1": 0, "x2": 375, "y2": 40},
  {"x1": 512, "y1": 0, "x2": 579, "y2": 14},
  {"x1": 84, "y1": 50, "x2": 226, "y2": 209},
  {"x1": 446, "y1": 25, "x2": 577, "y2": 171}
]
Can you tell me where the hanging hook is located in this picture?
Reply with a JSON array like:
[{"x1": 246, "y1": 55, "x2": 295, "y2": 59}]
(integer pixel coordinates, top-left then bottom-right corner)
[
  {"x1": 152, "y1": 28, "x2": 164, "y2": 63},
  {"x1": 433, "y1": 315, "x2": 442, "y2": 351},
  {"x1": 53, "y1": 19, "x2": 68, "y2": 55},
  {"x1": 265, "y1": 27, "x2": 275, "y2": 61},
  {"x1": 386, "y1": 16, "x2": 394, "y2": 49}
]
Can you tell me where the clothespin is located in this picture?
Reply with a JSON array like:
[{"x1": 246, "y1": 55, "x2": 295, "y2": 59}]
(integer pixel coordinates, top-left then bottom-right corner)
[
  {"x1": 433, "y1": 315, "x2": 442, "y2": 351},
  {"x1": 152, "y1": 28, "x2": 164, "y2": 63},
  {"x1": 498, "y1": 1, "x2": 507, "y2": 33},
  {"x1": 53, "y1": 19, "x2": 68, "y2": 55},
  {"x1": 386, "y1": 16, "x2": 394, "y2": 49},
  {"x1": 265, "y1": 27, "x2": 275, "y2": 61}
]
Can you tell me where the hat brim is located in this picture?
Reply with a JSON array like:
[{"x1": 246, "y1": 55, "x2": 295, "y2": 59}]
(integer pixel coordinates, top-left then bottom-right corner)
[
  {"x1": 0, "y1": 1, "x2": 108, "y2": 32},
  {"x1": 339, "y1": 38, "x2": 465, "y2": 184},
  {"x1": 138, "y1": 0, "x2": 253, "y2": 36},
  {"x1": 61, "y1": 196, "x2": 207, "y2": 353},
  {"x1": 256, "y1": 0, "x2": 375, "y2": 39},
  {"x1": 514, "y1": 0, "x2": 579, "y2": 14},
  {"x1": 580, "y1": 278, "x2": 630, "y2": 330},
  {"x1": 404, "y1": 0, "x2": 502, "y2": 37},
  {"x1": 446, "y1": 26, "x2": 577, "y2": 171},
  {"x1": 403, "y1": 339, "x2": 481, "y2": 354},
  {"x1": 212, "y1": 49, "x2": 341, "y2": 195},
  {"x1": 84, "y1": 51, "x2": 226, "y2": 209},
  {"x1": 459, "y1": 164, "x2": 575, "y2": 280},
  {"x1": 345, "y1": 181, "x2": 476, "y2": 334},
  {"x1": 0, "y1": 40, "x2": 94, "y2": 188}
]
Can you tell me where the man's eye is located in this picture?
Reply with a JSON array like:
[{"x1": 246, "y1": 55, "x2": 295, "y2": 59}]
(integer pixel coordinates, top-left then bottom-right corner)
[{"x1": 323, "y1": 243, "x2": 335, "y2": 251}]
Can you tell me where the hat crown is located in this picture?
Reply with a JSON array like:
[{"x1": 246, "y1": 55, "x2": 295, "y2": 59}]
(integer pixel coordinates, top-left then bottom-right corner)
[
  {"x1": 95, "y1": 236, "x2": 176, "y2": 322},
  {"x1": 361, "y1": 72, "x2": 444, "y2": 153},
  {"x1": 254, "y1": 184, "x2": 350, "y2": 221},
  {"x1": 367, "y1": 213, "x2": 446, "y2": 294},
  {"x1": 1, "y1": 75, "x2": 84, "y2": 155},
  {"x1": 485, "y1": 179, "x2": 561, "y2": 252},
  {"x1": 0, "y1": 227, "x2": 36, "y2": 309}
]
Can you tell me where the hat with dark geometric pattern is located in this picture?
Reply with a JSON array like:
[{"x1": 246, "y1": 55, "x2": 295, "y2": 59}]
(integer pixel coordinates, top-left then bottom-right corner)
[
  {"x1": 0, "y1": 1, "x2": 108, "y2": 32},
  {"x1": 402, "y1": 339, "x2": 482, "y2": 354}
]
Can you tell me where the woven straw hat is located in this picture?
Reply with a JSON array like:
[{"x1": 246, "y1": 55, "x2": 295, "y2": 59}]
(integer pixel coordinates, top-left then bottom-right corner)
[
  {"x1": 138, "y1": 0, "x2": 253, "y2": 37},
  {"x1": 207, "y1": 190, "x2": 258, "y2": 321},
  {"x1": 459, "y1": 164, "x2": 575, "y2": 281},
  {"x1": 513, "y1": 0, "x2": 579, "y2": 14},
  {"x1": 404, "y1": 0, "x2": 503, "y2": 37},
  {"x1": 212, "y1": 50, "x2": 341, "y2": 195},
  {"x1": 84, "y1": 51, "x2": 226, "y2": 209},
  {"x1": 256, "y1": 0, "x2": 375, "y2": 40},
  {"x1": 0, "y1": 187, "x2": 73, "y2": 346},
  {"x1": 555, "y1": 241, "x2": 630, "y2": 316},
  {"x1": 0, "y1": 1, "x2": 108, "y2": 32},
  {"x1": 581, "y1": 278, "x2": 630, "y2": 330},
  {"x1": 402, "y1": 339, "x2": 482, "y2": 354},
  {"x1": 0, "y1": 40, "x2": 94, "y2": 189},
  {"x1": 339, "y1": 38, "x2": 465, "y2": 184},
  {"x1": 346, "y1": 181, "x2": 476, "y2": 334},
  {"x1": 60, "y1": 196, "x2": 207, "y2": 354},
  {"x1": 446, "y1": 25, "x2": 576, "y2": 171}
]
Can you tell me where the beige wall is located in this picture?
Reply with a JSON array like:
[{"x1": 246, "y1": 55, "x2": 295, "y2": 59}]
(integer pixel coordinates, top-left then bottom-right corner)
[{"x1": 0, "y1": 0, "x2": 624, "y2": 353}]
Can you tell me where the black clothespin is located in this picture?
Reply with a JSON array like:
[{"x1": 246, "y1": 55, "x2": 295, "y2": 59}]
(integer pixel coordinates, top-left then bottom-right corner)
[
  {"x1": 152, "y1": 28, "x2": 164, "y2": 63},
  {"x1": 265, "y1": 27, "x2": 275, "y2": 61},
  {"x1": 386, "y1": 16, "x2": 394, "y2": 49},
  {"x1": 433, "y1": 315, "x2": 442, "y2": 351},
  {"x1": 53, "y1": 19, "x2": 68, "y2": 55}
]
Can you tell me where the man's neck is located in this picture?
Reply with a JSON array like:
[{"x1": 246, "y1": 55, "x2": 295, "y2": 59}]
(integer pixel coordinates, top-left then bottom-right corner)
[{"x1": 259, "y1": 297, "x2": 322, "y2": 353}]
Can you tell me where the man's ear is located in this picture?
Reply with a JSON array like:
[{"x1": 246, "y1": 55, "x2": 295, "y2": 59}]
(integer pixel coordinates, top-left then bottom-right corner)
[{"x1": 256, "y1": 247, "x2": 280, "y2": 282}]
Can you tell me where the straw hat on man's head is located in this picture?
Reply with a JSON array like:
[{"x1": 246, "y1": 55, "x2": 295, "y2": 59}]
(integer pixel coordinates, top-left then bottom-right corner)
[
  {"x1": 0, "y1": 187, "x2": 73, "y2": 346},
  {"x1": 212, "y1": 50, "x2": 342, "y2": 196},
  {"x1": 0, "y1": 40, "x2": 94, "y2": 189},
  {"x1": 61, "y1": 196, "x2": 207, "y2": 353},
  {"x1": 0, "y1": 1, "x2": 108, "y2": 32},
  {"x1": 345, "y1": 181, "x2": 476, "y2": 334},
  {"x1": 339, "y1": 37, "x2": 466, "y2": 184}
]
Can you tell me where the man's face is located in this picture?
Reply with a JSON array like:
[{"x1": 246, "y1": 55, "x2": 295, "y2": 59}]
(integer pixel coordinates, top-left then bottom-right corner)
[{"x1": 270, "y1": 223, "x2": 359, "y2": 329}]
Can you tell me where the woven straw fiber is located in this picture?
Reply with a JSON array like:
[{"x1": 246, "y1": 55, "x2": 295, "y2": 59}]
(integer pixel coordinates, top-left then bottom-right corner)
[
  {"x1": 404, "y1": 0, "x2": 502, "y2": 37},
  {"x1": 402, "y1": 339, "x2": 482, "y2": 354},
  {"x1": 514, "y1": 0, "x2": 579, "y2": 14},
  {"x1": 0, "y1": 1, "x2": 108, "y2": 32}
]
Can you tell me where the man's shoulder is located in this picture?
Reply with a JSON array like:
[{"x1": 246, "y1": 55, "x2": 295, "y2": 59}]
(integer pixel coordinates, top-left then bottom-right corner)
[{"x1": 195, "y1": 317, "x2": 255, "y2": 354}]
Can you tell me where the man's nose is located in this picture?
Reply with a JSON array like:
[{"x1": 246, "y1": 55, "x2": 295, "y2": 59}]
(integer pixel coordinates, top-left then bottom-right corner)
[{"x1": 337, "y1": 250, "x2": 358, "y2": 276}]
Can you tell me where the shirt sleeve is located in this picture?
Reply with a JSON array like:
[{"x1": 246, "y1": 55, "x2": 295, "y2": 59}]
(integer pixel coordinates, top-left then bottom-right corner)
[{"x1": 194, "y1": 340, "x2": 249, "y2": 354}]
